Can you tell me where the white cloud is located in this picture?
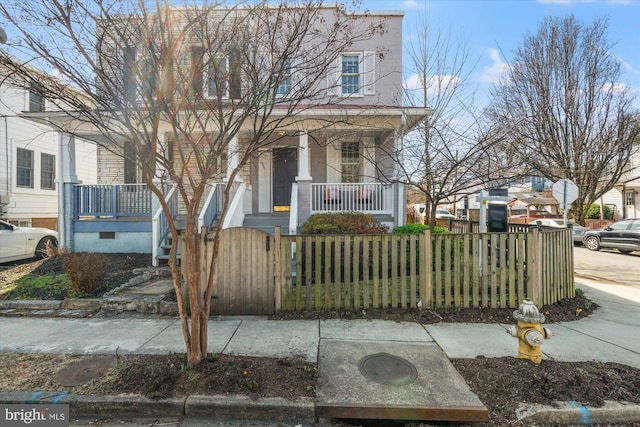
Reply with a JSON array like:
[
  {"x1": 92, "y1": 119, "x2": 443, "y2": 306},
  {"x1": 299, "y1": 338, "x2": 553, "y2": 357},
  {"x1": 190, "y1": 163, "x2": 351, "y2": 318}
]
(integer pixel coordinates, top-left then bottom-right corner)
[
  {"x1": 602, "y1": 82, "x2": 628, "y2": 94},
  {"x1": 403, "y1": 73, "x2": 462, "y2": 96},
  {"x1": 478, "y1": 48, "x2": 509, "y2": 84},
  {"x1": 402, "y1": 0, "x2": 426, "y2": 9}
]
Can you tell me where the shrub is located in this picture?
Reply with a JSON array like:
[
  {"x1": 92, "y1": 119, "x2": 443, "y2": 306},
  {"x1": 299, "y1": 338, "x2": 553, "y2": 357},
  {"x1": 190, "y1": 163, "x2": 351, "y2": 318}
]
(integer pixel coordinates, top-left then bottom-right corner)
[
  {"x1": 586, "y1": 204, "x2": 613, "y2": 220},
  {"x1": 61, "y1": 252, "x2": 110, "y2": 295},
  {"x1": 301, "y1": 212, "x2": 388, "y2": 234},
  {"x1": 393, "y1": 224, "x2": 450, "y2": 235}
]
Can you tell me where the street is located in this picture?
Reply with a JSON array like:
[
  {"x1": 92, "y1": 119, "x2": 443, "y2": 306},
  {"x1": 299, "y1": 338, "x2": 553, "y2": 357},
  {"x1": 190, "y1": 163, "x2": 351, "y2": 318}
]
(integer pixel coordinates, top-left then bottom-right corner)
[{"x1": 574, "y1": 245, "x2": 640, "y2": 291}]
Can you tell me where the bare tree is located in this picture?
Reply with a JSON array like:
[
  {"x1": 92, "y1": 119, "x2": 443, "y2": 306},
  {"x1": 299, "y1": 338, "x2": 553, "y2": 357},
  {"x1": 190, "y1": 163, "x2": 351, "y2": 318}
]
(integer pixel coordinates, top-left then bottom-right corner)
[
  {"x1": 0, "y1": 0, "x2": 384, "y2": 364},
  {"x1": 389, "y1": 12, "x2": 511, "y2": 227},
  {"x1": 486, "y1": 15, "x2": 640, "y2": 224}
]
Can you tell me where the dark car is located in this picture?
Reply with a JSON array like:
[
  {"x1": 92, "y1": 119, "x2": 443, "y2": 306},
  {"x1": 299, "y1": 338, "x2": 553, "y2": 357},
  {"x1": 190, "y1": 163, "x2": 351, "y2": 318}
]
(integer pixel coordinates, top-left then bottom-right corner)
[{"x1": 583, "y1": 219, "x2": 640, "y2": 254}]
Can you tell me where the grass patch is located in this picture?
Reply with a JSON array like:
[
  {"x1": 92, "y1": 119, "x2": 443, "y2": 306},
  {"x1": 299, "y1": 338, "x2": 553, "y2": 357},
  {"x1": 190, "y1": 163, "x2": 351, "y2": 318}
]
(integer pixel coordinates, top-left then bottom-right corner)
[{"x1": 0, "y1": 273, "x2": 74, "y2": 300}]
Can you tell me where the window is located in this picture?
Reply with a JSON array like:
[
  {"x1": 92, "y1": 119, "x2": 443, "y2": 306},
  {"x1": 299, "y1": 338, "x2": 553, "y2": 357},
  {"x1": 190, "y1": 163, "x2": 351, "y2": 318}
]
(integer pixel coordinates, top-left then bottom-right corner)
[
  {"x1": 625, "y1": 190, "x2": 635, "y2": 206},
  {"x1": 17, "y1": 148, "x2": 34, "y2": 188},
  {"x1": 341, "y1": 142, "x2": 360, "y2": 183},
  {"x1": 341, "y1": 54, "x2": 361, "y2": 95},
  {"x1": 41, "y1": 153, "x2": 55, "y2": 190},
  {"x1": 204, "y1": 55, "x2": 229, "y2": 99},
  {"x1": 124, "y1": 142, "x2": 137, "y2": 184},
  {"x1": 29, "y1": 89, "x2": 44, "y2": 112},
  {"x1": 276, "y1": 58, "x2": 292, "y2": 96},
  {"x1": 123, "y1": 46, "x2": 137, "y2": 101}
]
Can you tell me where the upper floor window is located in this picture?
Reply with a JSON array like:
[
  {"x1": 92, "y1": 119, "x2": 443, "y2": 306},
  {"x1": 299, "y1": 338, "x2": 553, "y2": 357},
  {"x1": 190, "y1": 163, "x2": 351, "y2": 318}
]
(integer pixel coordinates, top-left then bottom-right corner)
[
  {"x1": 333, "y1": 52, "x2": 375, "y2": 97},
  {"x1": 41, "y1": 153, "x2": 55, "y2": 190},
  {"x1": 276, "y1": 58, "x2": 292, "y2": 96},
  {"x1": 341, "y1": 54, "x2": 361, "y2": 95},
  {"x1": 123, "y1": 46, "x2": 137, "y2": 101},
  {"x1": 29, "y1": 89, "x2": 44, "y2": 112},
  {"x1": 341, "y1": 141, "x2": 361, "y2": 183},
  {"x1": 17, "y1": 148, "x2": 34, "y2": 188},
  {"x1": 204, "y1": 55, "x2": 229, "y2": 99}
]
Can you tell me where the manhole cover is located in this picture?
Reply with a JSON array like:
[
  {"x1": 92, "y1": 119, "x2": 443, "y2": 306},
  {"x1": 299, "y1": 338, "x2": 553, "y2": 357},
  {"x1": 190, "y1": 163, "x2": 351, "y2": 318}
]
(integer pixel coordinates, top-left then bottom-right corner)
[
  {"x1": 358, "y1": 352, "x2": 418, "y2": 386},
  {"x1": 55, "y1": 357, "x2": 116, "y2": 386}
]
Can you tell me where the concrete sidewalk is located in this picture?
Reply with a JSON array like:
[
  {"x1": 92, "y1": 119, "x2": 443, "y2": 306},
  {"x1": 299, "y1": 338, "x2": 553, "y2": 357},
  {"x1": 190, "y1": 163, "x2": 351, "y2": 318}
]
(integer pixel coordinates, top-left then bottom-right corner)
[
  {"x1": 1, "y1": 278, "x2": 640, "y2": 426},
  {"x1": 1, "y1": 280, "x2": 639, "y2": 367}
]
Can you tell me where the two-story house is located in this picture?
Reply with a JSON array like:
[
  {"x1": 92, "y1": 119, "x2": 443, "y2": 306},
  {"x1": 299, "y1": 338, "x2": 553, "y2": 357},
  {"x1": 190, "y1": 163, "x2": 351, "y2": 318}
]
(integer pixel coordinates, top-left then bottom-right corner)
[
  {"x1": 0, "y1": 54, "x2": 97, "y2": 230},
  {"x1": 19, "y1": 4, "x2": 429, "y2": 265}
]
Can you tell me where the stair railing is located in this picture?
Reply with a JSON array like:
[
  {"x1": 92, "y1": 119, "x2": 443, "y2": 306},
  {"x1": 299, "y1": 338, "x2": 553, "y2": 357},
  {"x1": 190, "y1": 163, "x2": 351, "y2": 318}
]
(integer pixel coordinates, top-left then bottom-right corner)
[
  {"x1": 152, "y1": 185, "x2": 178, "y2": 267},
  {"x1": 198, "y1": 183, "x2": 226, "y2": 231}
]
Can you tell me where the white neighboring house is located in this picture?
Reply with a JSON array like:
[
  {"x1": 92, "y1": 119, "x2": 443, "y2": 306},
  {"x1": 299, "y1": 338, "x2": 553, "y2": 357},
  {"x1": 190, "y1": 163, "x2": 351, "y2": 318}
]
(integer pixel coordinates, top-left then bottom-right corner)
[
  {"x1": 602, "y1": 146, "x2": 640, "y2": 219},
  {"x1": 0, "y1": 57, "x2": 97, "y2": 230}
]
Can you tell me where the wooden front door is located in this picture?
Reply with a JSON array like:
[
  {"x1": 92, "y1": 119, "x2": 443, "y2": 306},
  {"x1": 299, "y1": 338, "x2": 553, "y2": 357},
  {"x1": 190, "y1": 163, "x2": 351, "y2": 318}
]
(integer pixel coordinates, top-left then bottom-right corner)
[
  {"x1": 211, "y1": 227, "x2": 275, "y2": 315},
  {"x1": 272, "y1": 147, "x2": 297, "y2": 211}
]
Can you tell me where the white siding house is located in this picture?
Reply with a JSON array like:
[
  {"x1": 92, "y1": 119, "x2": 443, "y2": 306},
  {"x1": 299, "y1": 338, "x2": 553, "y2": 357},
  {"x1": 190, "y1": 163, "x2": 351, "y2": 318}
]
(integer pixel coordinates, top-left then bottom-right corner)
[{"x1": 0, "y1": 62, "x2": 97, "y2": 229}]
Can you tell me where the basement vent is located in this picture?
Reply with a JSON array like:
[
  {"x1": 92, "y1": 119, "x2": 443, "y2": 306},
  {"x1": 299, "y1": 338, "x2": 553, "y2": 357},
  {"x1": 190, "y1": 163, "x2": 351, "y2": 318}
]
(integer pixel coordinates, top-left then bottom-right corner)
[{"x1": 99, "y1": 232, "x2": 116, "y2": 239}]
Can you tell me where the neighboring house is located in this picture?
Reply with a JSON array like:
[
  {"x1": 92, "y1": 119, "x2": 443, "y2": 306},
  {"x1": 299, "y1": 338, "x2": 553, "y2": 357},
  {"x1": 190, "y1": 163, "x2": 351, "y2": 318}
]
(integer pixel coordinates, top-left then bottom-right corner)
[
  {"x1": 22, "y1": 5, "x2": 428, "y2": 265},
  {"x1": 602, "y1": 140, "x2": 640, "y2": 220},
  {"x1": 0, "y1": 57, "x2": 97, "y2": 230}
]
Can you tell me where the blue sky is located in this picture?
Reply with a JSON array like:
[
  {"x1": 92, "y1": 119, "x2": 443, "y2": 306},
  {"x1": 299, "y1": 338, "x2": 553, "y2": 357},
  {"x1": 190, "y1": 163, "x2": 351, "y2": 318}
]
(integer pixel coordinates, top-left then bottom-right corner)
[{"x1": 362, "y1": 0, "x2": 640, "y2": 108}]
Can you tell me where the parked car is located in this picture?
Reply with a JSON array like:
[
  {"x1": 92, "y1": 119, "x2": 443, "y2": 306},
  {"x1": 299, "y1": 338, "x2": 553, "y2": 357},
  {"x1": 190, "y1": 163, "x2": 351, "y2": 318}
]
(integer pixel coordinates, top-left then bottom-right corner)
[
  {"x1": 435, "y1": 209, "x2": 455, "y2": 220},
  {"x1": 582, "y1": 219, "x2": 640, "y2": 254},
  {"x1": 528, "y1": 218, "x2": 586, "y2": 245},
  {"x1": 0, "y1": 219, "x2": 58, "y2": 263}
]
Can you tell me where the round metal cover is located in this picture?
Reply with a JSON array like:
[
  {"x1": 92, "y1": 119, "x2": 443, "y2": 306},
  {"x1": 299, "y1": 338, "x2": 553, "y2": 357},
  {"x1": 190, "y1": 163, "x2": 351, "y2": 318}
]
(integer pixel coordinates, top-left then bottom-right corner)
[
  {"x1": 358, "y1": 352, "x2": 418, "y2": 386},
  {"x1": 55, "y1": 357, "x2": 116, "y2": 386}
]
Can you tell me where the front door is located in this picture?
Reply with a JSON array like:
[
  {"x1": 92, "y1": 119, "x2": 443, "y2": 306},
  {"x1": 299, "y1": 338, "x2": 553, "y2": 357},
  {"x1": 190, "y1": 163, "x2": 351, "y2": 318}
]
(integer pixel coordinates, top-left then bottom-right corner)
[{"x1": 272, "y1": 147, "x2": 297, "y2": 211}]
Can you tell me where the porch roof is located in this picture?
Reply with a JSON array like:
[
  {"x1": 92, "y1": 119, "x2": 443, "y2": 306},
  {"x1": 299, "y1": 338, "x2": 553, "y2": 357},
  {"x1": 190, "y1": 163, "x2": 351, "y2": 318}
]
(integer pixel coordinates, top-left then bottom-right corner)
[{"x1": 19, "y1": 105, "x2": 431, "y2": 141}]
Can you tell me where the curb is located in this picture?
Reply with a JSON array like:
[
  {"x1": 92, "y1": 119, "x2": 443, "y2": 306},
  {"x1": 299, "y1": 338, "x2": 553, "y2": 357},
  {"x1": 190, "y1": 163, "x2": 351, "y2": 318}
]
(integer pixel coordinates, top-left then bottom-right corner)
[
  {"x1": 516, "y1": 400, "x2": 640, "y2": 425},
  {"x1": 0, "y1": 392, "x2": 315, "y2": 424}
]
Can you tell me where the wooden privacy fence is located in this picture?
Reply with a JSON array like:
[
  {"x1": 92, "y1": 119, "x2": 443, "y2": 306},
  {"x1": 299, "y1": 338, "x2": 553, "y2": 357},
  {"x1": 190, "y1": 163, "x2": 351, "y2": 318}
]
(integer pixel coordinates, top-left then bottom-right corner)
[{"x1": 276, "y1": 228, "x2": 574, "y2": 311}]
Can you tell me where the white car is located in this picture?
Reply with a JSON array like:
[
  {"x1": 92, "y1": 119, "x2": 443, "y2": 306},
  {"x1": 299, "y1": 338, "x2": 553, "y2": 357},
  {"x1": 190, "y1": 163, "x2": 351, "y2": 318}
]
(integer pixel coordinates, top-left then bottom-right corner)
[
  {"x1": 435, "y1": 209, "x2": 455, "y2": 220},
  {"x1": 0, "y1": 219, "x2": 58, "y2": 263},
  {"x1": 528, "y1": 218, "x2": 586, "y2": 244}
]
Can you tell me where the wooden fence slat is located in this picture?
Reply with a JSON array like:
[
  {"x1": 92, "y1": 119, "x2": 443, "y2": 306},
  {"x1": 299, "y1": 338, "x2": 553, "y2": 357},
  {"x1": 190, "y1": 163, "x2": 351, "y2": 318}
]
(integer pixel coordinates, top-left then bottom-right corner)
[
  {"x1": 382, "y1": 235, "x2": 389, "y2": 308},
  {"x1": 314, "y1": 238, "x2": 322, "y2": 310},
  {"x1": 335, "y1": 236, "x2": 343, "y2": 309},
  {"x1": 324, "y1": 236, "x2": 332, "y2": 310},
  {"x1": 409, "y1": 235, "x2": 417, "y2": 308},
  {"x1": 499, "y1": 234, "x2": 507, "y2": 308},
  {"x1": 444, "y1": 236, "x2": 452, "y2": 308},
  {"x1": 363, "y1": 236, "x2": 370, "y2": 309},
  {"x1": 353, "y1": 236, "x2": 361, "y2": 308},
  {"x1": 482, "y1": 236, "x2": 489, "y2": 307},
  {"x1": 373, "y1": 237, "x2": 380, "y2": 308},
  {"x1": 453, "y1": 235, "x2": 460, "y2": 308},
  {"x1": 295, "y1": 237, "x2": 303, "y2": 310},
  {"x1": 344, "y1": 235, "x2": 351, "y2": 309},
  {"x1": 472, "y1": 235, "x2": 479, "y2": 307},
  {"x1": 391, "y1": 236, "x2": 399, "y2": 308},
  {"x1": 401, "y1": 236, "x2": 407, "y2": 308},
  {"x1": 508, "y1": 234, "x2": 517, "y2": 307},
  {"x1": 435, "y1": 235, "x2": 442, "y2": 308},
  {"x1": 463, "y1": 235, "x2": 471, "y2": 308}
]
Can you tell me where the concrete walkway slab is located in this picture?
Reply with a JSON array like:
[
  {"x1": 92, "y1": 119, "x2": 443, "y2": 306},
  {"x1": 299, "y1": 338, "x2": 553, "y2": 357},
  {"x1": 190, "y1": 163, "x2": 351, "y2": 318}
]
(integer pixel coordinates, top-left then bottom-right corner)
[
  {"x1": 223, "y1": 320, "x2": 318, "y2": 361},
  {"x1": 320, "y1": 319, "x2": 432, "y2": 343},
  {"x1": 425, "y1": 323, "x2": 516, "y2": 359},
  {"x1": 316, "y1": 339, "x2": 488, "y2": 423},
  {"x1": 128, "y1": 279, "x2": 174, "y2": 295},
  {"x1": 0, "y1": 318, "x2": 176, "y2": 354},
  {"x1": 138, "y1": 319, "x2": 242, "y2": 355},
  {"x1": 543, "y1": 322, "x2": 640, "y2": 368}
]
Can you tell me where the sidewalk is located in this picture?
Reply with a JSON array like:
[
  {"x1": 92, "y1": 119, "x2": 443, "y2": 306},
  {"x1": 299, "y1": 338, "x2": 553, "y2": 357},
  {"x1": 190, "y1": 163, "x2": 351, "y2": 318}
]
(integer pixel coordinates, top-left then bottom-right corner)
[
  {"x1": 1, "y1": 280, "x2": 639, "y2": 367},
  {"x1": 1, "y1": 276, "x2": 640, "y2": 426}
]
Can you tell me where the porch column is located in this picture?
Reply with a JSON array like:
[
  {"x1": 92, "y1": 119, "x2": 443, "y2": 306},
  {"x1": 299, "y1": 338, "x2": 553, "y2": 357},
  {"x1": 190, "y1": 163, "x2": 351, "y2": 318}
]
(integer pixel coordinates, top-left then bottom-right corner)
[
  {"x1": 394, "y1": 131, "x2": 406, "y2": 227},
  {"x1": 296, "y1": 131, "x2": 312, "y2": 229},
  {"x1": 226, "y1": 134, "x2": 242, "y2": 182},
  {"x1": 57, "y1": 132, "x2": 80, "y2": 251}
]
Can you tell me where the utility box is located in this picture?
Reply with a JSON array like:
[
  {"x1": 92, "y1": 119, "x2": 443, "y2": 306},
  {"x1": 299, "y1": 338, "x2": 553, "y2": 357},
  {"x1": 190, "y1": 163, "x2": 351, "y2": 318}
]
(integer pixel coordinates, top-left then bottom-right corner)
[{"x1": 487, "y1": 203, "x2": 508, "y2": 232}]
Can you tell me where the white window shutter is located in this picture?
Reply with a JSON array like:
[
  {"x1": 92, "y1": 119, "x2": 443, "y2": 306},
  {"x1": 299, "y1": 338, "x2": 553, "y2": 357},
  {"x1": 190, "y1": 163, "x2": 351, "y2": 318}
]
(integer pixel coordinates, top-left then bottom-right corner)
[{"x1": 363, "y1": 51, "x2": 375, "y2": 95}]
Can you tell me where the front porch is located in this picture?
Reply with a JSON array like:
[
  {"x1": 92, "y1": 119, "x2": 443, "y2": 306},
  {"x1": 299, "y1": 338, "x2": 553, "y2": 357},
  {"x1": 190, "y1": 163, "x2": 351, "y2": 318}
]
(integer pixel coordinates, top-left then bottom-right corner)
[{"x1": 69, "y1": 180, "x2": 401, "y2": 265}]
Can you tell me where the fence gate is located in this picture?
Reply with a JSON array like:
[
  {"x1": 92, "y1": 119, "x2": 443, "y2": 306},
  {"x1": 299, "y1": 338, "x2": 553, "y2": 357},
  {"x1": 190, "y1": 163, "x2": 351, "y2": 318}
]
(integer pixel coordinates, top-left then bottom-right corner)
[{"x1": 210, "y1": 227, "x2": 275, "y2": 315}]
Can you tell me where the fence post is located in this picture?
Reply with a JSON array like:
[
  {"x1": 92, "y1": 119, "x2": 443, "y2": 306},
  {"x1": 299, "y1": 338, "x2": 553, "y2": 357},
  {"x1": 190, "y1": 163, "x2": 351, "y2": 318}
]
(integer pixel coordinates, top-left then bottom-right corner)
[
  {"x1": 530, "y1": 227, "x2": 541, "y2": 306},
  {"x1": 422, "y1": 229, "x2": 432, "y2": 308},
  {"x1": 274, "y1": 226, "x2": 282, "y2": 312}
]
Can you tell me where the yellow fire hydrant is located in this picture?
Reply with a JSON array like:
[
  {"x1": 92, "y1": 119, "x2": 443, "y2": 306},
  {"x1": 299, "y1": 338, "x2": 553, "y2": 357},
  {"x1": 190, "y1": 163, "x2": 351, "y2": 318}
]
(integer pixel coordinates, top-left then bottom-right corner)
[{"x1": 507, "y1": 300, "x2": 553, "y2": 364}]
